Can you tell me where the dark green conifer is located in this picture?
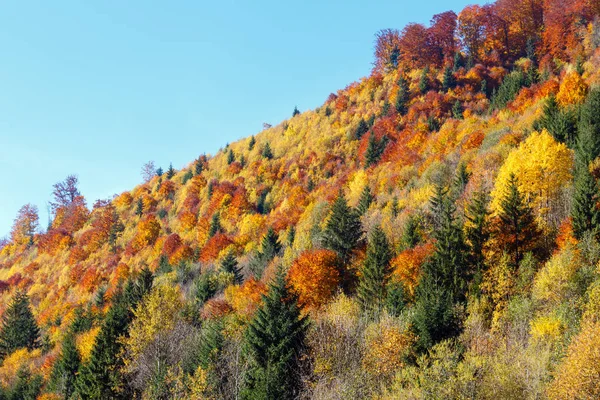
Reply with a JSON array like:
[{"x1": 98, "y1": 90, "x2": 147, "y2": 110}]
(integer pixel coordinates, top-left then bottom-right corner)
[
  {"x1": 221, "y1": 250, "x2": 243, "y2": 285},
  {"x1": 321, "y1": 193, "x2": 362, "y2": 265},
  {"x1": 0, "y1": 291, "x2": 41, "y2": 360},
  {"x1": 395, "y1": 75, "x2": 409, "y2": 114},
  {"x1": 292, "y1": 106, "x2": 301, "y2": 117},
  {"x1": 400, "y1": 214, "x2": 421, "y2": 250},
  {"x1": 194, "y1": 158, "x2": 203, "y2": 175},
  {"x1": 355, "y1": 119, "x2": 369, "y2": 140},
  {"x1": 209, "y1": 213, "x2": 222, "y2": 238},
  {"x1": 452, "y1": 100, "x2": 463, "y2": 119},
  {"x1": 442, "y1": 66, "x2": 455, "y2": 91},
  {"x1": 227, "y1": 149, "x2": 235, "y2": 165},
  {"x1": 50, "y1": 332, "x2": 81, "y2": 399},
  {"x1": 356, "y1": 185, "x2": 374, "y2": 216},
  {"x1": 465, "y1": 190, "x2": 490, "y2": 283},
  {"x1": 248, "y1": 136, "x2": 256, "y2": 151},
  {"x1": 135, "y1": 198, "x2": 144, "y2": 217},
  {"x1": 166, "y1": 163, "x2": 175, "y2": 179},
  {"x1": 419, "y1": 66, "x2": 430, "y2": 94},
  {"x1": 261, "y1": 142, "x2": 274, "y2": 159},
  {"x1": 572, "y1": 166, "x2": 600, "y2": 239}
]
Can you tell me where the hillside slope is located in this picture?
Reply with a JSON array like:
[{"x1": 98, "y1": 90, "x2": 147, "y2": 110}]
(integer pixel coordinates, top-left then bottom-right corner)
[{"x1": 2, "y1": 1, "x2": 600, "y2": 398}]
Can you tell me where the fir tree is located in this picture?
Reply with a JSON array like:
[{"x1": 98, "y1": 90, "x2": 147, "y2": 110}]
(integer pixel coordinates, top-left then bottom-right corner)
[
  {"x1": 465, "y1": 190, "x2": 490, "y2": 284},
  {"x1": 209, "y1": 213, "x2": 222, "y2": 238},
  {"x1": 356, "y1": 185, "x2": 374, "y2": 215},
  {"x1": 194, "y1": 272, "x2": 216, "y2": 306},
  {"x1": 241, "y1": 268, "x2": 308, "y2": 400},
  {"x1": 221, "y1": 250, "x2": 242, "y2": 285},
  {"x1": 286, "y1": 226, "x2": 296, "y2": 247},
  {"x1": 496, "y1": 173, "x2": 540, "y2": 267},
  {"x1": 381, "y1": 100, "x2": 390, "y2": 116},
  {"x1": 577, "y1": 88, "x2": 600, "y2": 165},
  {"x1": 400, "y1": 214, "x2": 421, "y2": 250},
  {"x1": 227, "y1": 149, "x2": 235, "y2": 165},
  {"x1": 357, "y1": 226, "x2": 394, "y2": 316},
  {"x1": 156, "y1": 167, "x2": 163, "y2": 177},
  {"x1": 536, "y1": 94, "x2": 577, "y2": 145},
  {"x1": 355, "y1": 119, "x2": 369, "y2": 140},
  {"x1": 321, "y1": 193, "x2": 362, "y2": 265},
  {"x1": 480, "y1": 79, "x2": 488, "y2": 97},
  {"x1": 0, "y1": 291, "x2": 41, "y2": 360},
  {"x1": 364, "y1": 133, "x2": 388, "y2": 168},
  {"x1": 194, "y1": 158, "x2": 203, "y2": 175},
  {"x1": 385, "y1": 281, "x2": 406, "y2": 317},
  {"x1": 452, "y1": 100, "x2": 463, "y2": 119},
  {"x1": 395, "y1": 75, "x2": 409, "y2": 114},
  {"x1": 419, "y1": 66, "x2": 430, "y2": 94},
  {"x1": 50, "y1": 332, "x2": 80, "y2": 399},
  {"x1": 442, "y1": 66, "x2": 455, "y2": 91},
  {"x1": 453, "y1": 51, "x2": 463, "y2": 72},
  {"x1": 261, "y1": 142, "x2": 274, "y2": 160},
  {"x1": 391, "y1": 196, "x2": 400, "y2": 218},
  {"x1": 166, "y1": 163, "x2": 175, "y2": 179},
  {"x1": 248, "y1": 136, "x2": 256, "y2": 151},
  {"x1": 259, "y1": 227, "x2": 281, "y2": 261},
  {"x1": 572, "y1": 166, "x2": 600, "y2": 239},
  {"x1": 292, "y1": 106, "x2": 301, "y2": 117},
  {"x1": 8, "y1": 367, "x2": 42, "y2": 400},
  {"x1": 452, "y1": 162, "x2": 470, "y2": 196}
]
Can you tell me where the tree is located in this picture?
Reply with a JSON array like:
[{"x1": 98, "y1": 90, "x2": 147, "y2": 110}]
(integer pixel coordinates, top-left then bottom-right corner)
[
  {"x1": 495, "y1": 173, "x2": 541, "y2": 266},
  {"x1": 577, "y1": 88, "x2": 600, "y2": 167},
  {"x1": 194, "y1": 158, "x2": 203, "y2": 175},
  {"x1": 452, "y1": 162, "x2": 470, "y2": 195},
  {"x1": 227, "y1": 149, "x2": 235, "y2": 165},
  {"x1": 364, "y1": 133, "x2": 388, "y2": 168},
  {"x1": 465, "y1": 191, "x2": 490, "y2": 286},
  {"x1": 374, "y1": 29, "x2": 402, "y2": 72},
  {"x1": 10, "y1": 204, "x2": 39, "y2": 246},
  {"x1": 0, "y1": 291, "x2": 40, "y2": 360},
  {"x1": 355, "y1": 119, "x2": 369, "y2": 140},
  {"x1": 428, "y1": 11, "x2": 458, "y2": 66},
  {"x1": 7, "y1": 367, "x2": 42, "y2": 400},
  {"x1": 419, "y1": 66, "x2": 430, "y2": 94},
  {"x1": 395, "y1": 74, "x2": 409, "y2": 114},
  {"x1": 572, "y1": 166, "x2": 600, "y2": 239},
  {"x1": 209, "y1": 213, "x2": 222, "y2": 238},
  {"x1": 356, "y1": 185, "x2": 374, "y2": 216},
  {"x1": 261, "y1": 142, "x2": 273, "y2": 159},
  {"x1": 166, "y1": 163, "x2": 175, "y2": 179},
  {"x1": 287, "y1": 249, "x2": 340, "y2": 309},
  {"x1": 452, "y1": 100, "x2": 463, "y2": 119},
  {"x1": 321, "y1": 193, "x2": 362, "y2": 265},
  {"x1": 135, "y1": 198, "x2": 144, "y2": 217},
  {"x1": 442, "y1": 66, "x2": 455, "y2": 91},
  {"x1": 221, "y1": 250, "x2": 242, "y2": 285},
  {"x1": 357, "y1": 226, "x2": 394, "y2": 316},
  {"x1": 242, "y1": 268, "x2": 308, "y2": 400},
  {"x1": 400, "y1": 214, "x2": 421, "y2": 250},
  {"x1": 259, "y1": 227, "x2": 281, "y2": 261},
  {"x1": 248, "y1": 136, "x2": 256, "y2": 151},
  {"x1": 535, "y1": 95, "x2": 577, "y2": 145},
  {"x1": 292, "y1": 106, "x2": 301, "y2": 117},
  {"x1": 141, "y1": 161, "x2": 156, "y2": 183},
  {"x1": 50, "y1": 175, "x2": 81, "y2": 213},
  {"x1": 50, "y1": 332, "x2": 81, "y2": 399}
]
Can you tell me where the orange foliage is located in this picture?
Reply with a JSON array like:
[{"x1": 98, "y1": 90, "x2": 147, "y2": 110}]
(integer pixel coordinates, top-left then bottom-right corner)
[
  {"x1": 199, "y1": 233, "x2": 232, "y2": 262},
  {"x1": 130, "y1": 215, "x2": 161, "y2": 252},
  {"x1": 287, "y1": 249, "x2": 340, "y2": 310},
  {"x1": 391, "y1": 243, "x2": 434, "y2": 298},
  {"x1": 225, "y1": 277, "x2": 268, "y2": 317},
  {"x1": 556, "y1": 72, "x2": 588, "y2": 106},
  {"x1": 201, "y1": 298, "x2": 233, "y2": 320}
]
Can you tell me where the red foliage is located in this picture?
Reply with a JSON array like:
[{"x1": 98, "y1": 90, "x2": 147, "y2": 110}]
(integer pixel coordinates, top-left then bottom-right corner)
[
  {"x1": 428, "y1": 11, "x2": 458, "y2": 66},
  {"x1": 199, "y1": 233, "x2": 232, "y2": 262},
  {"x1": 374, "y1": 29, "x2": 402, "y2": 72},
  {"x1": 201, "y1": 298, "x2": 233, "y2": 320}
]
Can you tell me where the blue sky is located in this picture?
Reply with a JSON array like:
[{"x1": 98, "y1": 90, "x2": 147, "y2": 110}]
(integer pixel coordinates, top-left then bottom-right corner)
[{"x1": 0, "y1": 0, "x2": 481, "y2": 236}]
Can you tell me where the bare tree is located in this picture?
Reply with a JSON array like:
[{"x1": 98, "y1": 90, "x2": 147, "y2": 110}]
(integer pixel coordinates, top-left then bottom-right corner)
[
  {"x1": 141, "y1": 160, "x2": 156, "y2": 183},
  {"x1": 50, "y1": 175, "x2": 81, "y2": 212}
]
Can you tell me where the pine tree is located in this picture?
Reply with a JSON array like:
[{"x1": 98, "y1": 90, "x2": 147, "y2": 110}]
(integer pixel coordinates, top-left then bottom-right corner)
[
  {"x1": 227, "y1": 149, "x2": 235, "y2": 165},
  {"x1": 262, "y1": 142, "x2": 274, "y2": 159},
  {"x1": 209, "y1": 213, "x2": 222, "y2": 238},
  {"x1": 50, "y1": 332, "x2": 80, "y2": 399},
  {"x1": 364, "y1": 133, "x2": 388, "y2": 168},
  {"x1": 321, "y1": 193, "x2": 362, "y2": 265},
  {"x1": 419, "y1": 66, "x2": 430, "y2": 94},
  {"x1": 356, "y1": 185, "x2": 374, "y2": 216},
  {"x1": 357, "y1": 226, "x2": 393, "y2": 316},
  {"x1": 156, "y1": 167, "x2": 163, "y2": 177},
  {"x1": 221, "y1": 250, "x2": 242, "y2": 285},
  {"x1": 496, "y1": 173, "x2": 540, "y2": 267},
  {"x1": 577, "y1": 88, "x2": 600, "y2": 167},
  {"x1": 465, "y1": 190, "x2": 490, "y2": 283},
  {"x1": 135, "y1": 198, "x2": 143, "y2": 217},
  {"x1": 194, "y1": 158, "x2": 203, "y2": 175},
  {"x1": 442, "y1": 66, "x2": 455, "y2": 91},
  {"x1": 395, "y1": 75, "x2": 409, "y2": 114},
  {"x1": 194, "y1": 272, "x2": 216, "y2": 306},
  {"x1": 248, "y1": 136, "x2": 256, "y2": 151},
  {"x1": 453, "y1": 51, "x2": 463, "y2": 72},
  {"x1": 260, "y1": 227, "x2": 281, "y2": 261},
  {"x1": 8, "y1": 367, "x2": 42, "y2": 400},
  {"x1": 355, "y1": 119, "x2": 369, "y2": 140},
  {"x1": 400, "y1": 214, "x2": 421, "y2": 250},
  {"x1": 241, "y1": 268, "x2": 308, "y2": 400},
  {"x1": 286, "y1": 226, "x2": 296, "y2": 247},
  {"x1": 166, "y1": 163, "x2": 175, "y2": 179},
  {"x1": 572, "y1": 166, "x2": 600, "y2": 239},
  {"x1": 0, "y1": 291, "x2": 41, "y2": 360},
  {"x1": 391, "y1": 196, "x2": 400, "y2": 218},
  {"x1": 452, "y1": 100, "x2": 463, "y2": 119},
  {"x1": 536, "y1": 95, "x2": 577, "y2": 145}
]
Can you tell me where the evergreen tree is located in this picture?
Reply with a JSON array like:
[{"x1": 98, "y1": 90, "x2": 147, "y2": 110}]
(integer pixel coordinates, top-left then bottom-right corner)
[
  {"x1": 227, "y1": 149, "x2": 235, "y2": 165},
  {"x1": 442, "y1": 66, "x2": 455, "y2": 91},
  {"x1": 221, "y1": 250, "x2": 242, "y2": 285},
  {"x1": 155, "y1": 167, "x2": 163, "y2": 177},
  {"x1": 452, "y1": 100, "x2": 463, "y2": 119},
  {"x1": 400, "y1": 214, "x2": 421, "y2": 250},
  {"x1": 194, "y1": 272, "x2": 216, "y2": 306},
  {"x1": 496, "y1": 173, "x2": 540, "y2": 267},
  {"x1": 135, "y1": 198, "x2": 144, "y2": 217},
  {"x1": 452, "y1": 162, "x2": 470, "y2": 196},
  {"x1": 453, "y1": 51, "x2": 463, "y2": 72},
  {"x1": 391, "y1": 196, "x2": 400, "y2": 218},
  {"x1": 480, "y1": 79, "x2": 488, "y2": 97},
  {"x1": 8, "y1": 367, "x2": 42, "y2": 400},
  {"x1": 572, "y1": 166, "x2": 600, "y2": 239},
  {"x1": 385, "y1": 281, "x2": 406, "y2": 317},
  {"x1": 259, "y1": 227, "x2": 281, "y2": 261},
  {"x1": 536, "y1": 94, "x2": 577, "y2": 145},
  {"x1": 50, "y1": 332, "x2": 81, "y2": 399},
  {"x1": 395, "y1": 75, "x2": 409, "y2": 114},
  {"x1": 166, "y1": 163, "x2": 175, "y2": 179},
  {"x1": 209, "y1": 213, "x2": 222, "y2": 238},
  {"x1": 292, "y1": 106, "x2": 301, "y2": 117},
  {"x1": 256, "y1": 191, "x2": 269, "y2": 214},
  {"x1": 465, "y1": 190, "x2": 490, "y2": 284},
  {"x1": 286, "y1": 226, "x2": 296, "y2": 247},
  {"x1": 577, "y1": 88, "x2": 600, "y2": 165},
  {"x1": 248, "y1": 136, "x2": 256, "y2": 151},
  {"x1": 194, "y1": 158, "x2": 203, "y2": 175},
  {"x1": 321, "y1": 193, "x2": 362, "y2": 265},
  {"x1": 0, "y1": 291, "x2": 40, "y2": 360},
  {"x1": 576, "y1": 56, "x2": 585, "y2": 76},
  {"x1": 261, "y1": 142, "x2": 274, "y2": 159},
  {"x1": 356, "y1": 185, "x2": 374, "y2": 216},
  {"x1": 364, "y1": 133, "x2": 388, "y2": 168},
  {"x1": 357, "y1": 226, "x2": 394, "y2": 316},
  {"x1": 354, "y1": 119, "x2": 369, "y2": 140},
  {"x1": 419, "y1": 66, "x2": 430, "y2": 94},
  {"x1": 242, "y1": 268, "x2": 308, "y2": 400}
]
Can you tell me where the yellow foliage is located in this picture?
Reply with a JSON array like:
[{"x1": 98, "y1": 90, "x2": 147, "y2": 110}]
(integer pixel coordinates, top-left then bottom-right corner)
[
  {"x1": 347, "y1": 170, "x2": 369, "y2": 207},
  {"x1": 556, "y1": 72, "x2": 588, "y2": 107},
  {"x1": 76, "y1": 326, "x2": 101, "y2": 362},
  {"x1": 530, "y1": 315, "x2": 564, "y2": 342},
  {"x1": 0, "y1": 348, "x2": 41, "y2": 386},
  {"x1": 490, "y1": 130, "x2": 573, "y2": 224},
  {"x1": 532, "y1": 245, "x2": 578, "y2": 305}
]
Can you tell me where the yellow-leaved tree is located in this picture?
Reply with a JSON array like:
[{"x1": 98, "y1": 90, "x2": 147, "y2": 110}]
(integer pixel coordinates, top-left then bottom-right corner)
[{"x1": 490, "y1": 130, "x2": 573, "y2": 227}]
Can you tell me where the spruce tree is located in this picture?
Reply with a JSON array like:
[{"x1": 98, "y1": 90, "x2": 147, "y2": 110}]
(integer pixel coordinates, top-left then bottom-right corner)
[
  {"x1": 355, "y1": 119, "x2": 369, "y2": 140},
  {"x1": 8, "y1": 367, "x2": 42, "y2": 400},
  {"x1": 452, "y1": 100, "x2": 463, "y2": 119},
  {"x1": 194, "y1": 272, "x2": 216, "y2": 306},
  {"x1": 321, "y1": 193, "x2": 362, "y2": 265},
  {"x1": 209, "y1": 213, "x2": 222, "y2": 238},
  {"x1": 156, "y1": 167, "x2": 163, "y2": 177},
  {"x1": 536, "y1": 95, "x2": 577, "y2": 145},
  {"x1": 166, "y1": 163, "x2": 175, "y2": 179},
  {"x1": 357, "y1": 226, "x2": 394, "y2": 316},
  {"x1": 286, "y1": 226, "x2": 296, "y2": 247},
  {"x1": 419, "y1": 66, "x2": 430, "y2": 94},
  {"x1": 496, "y1": 173, "x2": 540, "y2": 267},
  {"x1": 453, "y1": 51, "x2": 463, "y2": 72},
  {"x1": 50, "y1": 332, "x2": 80, "y2": 399},
  {"x1": 395, "y1": 75, "x2": 409, "y2": 114},
  {"x1": 248, "y1": 136, "x2": 256, "y2": 151},
  {"x1": 227, "y1": 149, "x2": 235, "y2": 165},
  {"x1": 364, "y1": 133, "x2": 388, "y2": 168},
  {"x1": 400, "y1": 214, "x2": 421, "y2": 250},
  {"x1": 221, "y1": 250, "x2": 242, "y2": 285},
  {"x1": 356, "y1": 185, "x2": 374, "y2": 216},
  {"x1": 242, "y1": 268, "x2": 308, "y2": 400},
  {"x1": 261, "y1": 142, "x2": 274, "y2": 159},
  {"x1": 259, "y1": 227, "x2": 281, "y2": 260},
  {"x1": 465, "y1": 190, "x2": 490, "y2": 283},
  {"x1": 194, "y1": 158, "x2": 203, "y2": 175},
  {"x1": 391, "y1": 196, "x2": 400, "y2": 218},
  {"x1": 452, "y1": 162, "x2": 470, "y2": 196},
  {"x1": 572, "y1": 167, "x2": 600, "y2": 239},
  {"x1": 292, "y1": 106, "x2": 301, "y2": 117},
  {"x1": 135, "y1": 198, "x2": 143, "y2": 217},
  {"x1": 442, "y1": 66, "x2": 455, "y2": 91},
  {"x1": 0, "y1": 291, "x2": 41, "y2": 360},
  {"x1": 577, "y1": 88, "x2": 600, "y2": 166}
]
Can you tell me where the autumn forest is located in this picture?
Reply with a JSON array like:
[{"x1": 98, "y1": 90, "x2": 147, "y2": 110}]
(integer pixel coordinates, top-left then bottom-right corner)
[{"x1": 2, "y1": 0, "x2": 600, "y2": 398}]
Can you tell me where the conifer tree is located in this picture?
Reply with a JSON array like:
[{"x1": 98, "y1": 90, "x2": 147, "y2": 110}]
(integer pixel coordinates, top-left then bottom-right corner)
[
  {"x1": 248, "y1": 136, "x2": 256, "y2": 151},
  {"x1": 292, "y1": 106, "x2": 301, "y2": 117},
  {"x1": 50, "y1": 332, "x2": 80, "y2": 399},
  {"x1": 156, "y1": 167, "x2": 163, "y2": 177},
  {"x1": 577, "y1": 88, "x2": 600, "y2": 167},
  {"x1": 356, "y1": 185, "x2": 374, "y2": 216},
  {"x1": 209, "y1": 213, "x2": 222, "y2": 238},
  {"x1": 194, "y1": 272, "x2": 216, "y2": 306},
  {"x1": 8, "y1": 367, "x2": 42, "y2": 400},
  {"x1": 391, "y1": 196, "x2": 400, "y2": 218},
  {"x1": 259, "y1": 227, "x2": 281, "y2": 260},
  {"x1": 465, "y1": 190, "x2": 490, "y2": 281},
  {"x1": 536, "y1": 95, "x2": 577, "y2": 145},
  {"x1": 395, "y1": 75, "x2": 409, "y2": 114},
  {"x1": 357, "y1": 226, "x2": 393, "y2": 316},
  {"x1": 453, "y1": 51, "x2": 463, "y2": 72},
  {"x1": 364, "y1": 133, "x2": 388, "y2": 168},
  {"x1": 572, "y1": 166, "x2": 600, "y2": 239},
  {"x1": 261, "y1": 142, "x2": 273, "y2": 160},
  {"x1": 135, "y1": 198, "x2": 143, "y2": 217},
  {"x1": 321, "y1": 193, "x2": 362, "y2": 265},
  {"x1": 419, "y1": 66, "x2": 430, "y2": 94},
  {"x1": 442, "y1": 66, "x2": 455, "y2": 91},
  {"x1": 452, "y1": 162, "x2": 470, "y2": 196},
  {"x1": 242, "y1": 268, "x2": 308, "y2": 400},
  {"x1": 452, "y1": 100, "x2": 463, "y2": 119},
  {"x1": 400, "y1": 214, "x2": 421, "y2": 250},
  {"x1": 355, "y1": 119, "x2": 369, "y2": 140},
  {"x1": 496, "y1": 173, "x2": 540, "y2": 267},
  {"x1": 194, "y1": 158, "x2": 203, "y2": 175},
  {"x1": 221, "y1": 250, "x2": 242, "y2": 285},
  {"x1": 0, "y1": 291, "x2": 40, "y2": 360},
  {"x1": 166, "y1": 163, "x2": 175, "y2": 179},
  {"x1": 227, "y1": 149, "x2": 235, "y2": 165},
  {"x1": 286, "y1": 226, "x2": 296, "y2": 247}
]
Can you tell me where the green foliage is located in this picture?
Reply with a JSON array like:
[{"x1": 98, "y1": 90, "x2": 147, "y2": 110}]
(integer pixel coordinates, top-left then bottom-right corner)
[
  {"x1": 452, "y1": 51, "x2": 463, "y2": 72},
  {"x1": 50, "y1": 332, "x2": 81, "y2": 399},
  {"x1": 182, "y1": 169, "x2": 193, "y2": 184},
  {"x1": 0, "y1": 291, "x2": 41, "y2": 360},
  {"x1": 248, "y1": 135, "x2": 256, "y2": 150},
  {"x1": 135, "y1": 198, "x2": 143, "y2": 217},
  {"x1": 395, "y1": 75, "x2": 409, "y2": 114},
  {"x1": 250, "y1": 228, "x2": 282, "y2": 278},
  {"x1": 357, "y1": 226, "x2": 394, "y2": 316},
  {"x1": 209, "y1": 213, "x2": 222, "y2": 238},
  {"x1": 356, "y1": 185, "x2": 374, "y2": 216},
  {"x1": 321, "y1": 193, "x2": 362, "y2": 265},
  {"x1": 242, "y1": 268, "x2": 308, "y2": 400},
  {"x1": 355, "y1": 119, "x2": 369, "y2": 140},
  {"x1": 465, "y1": 190, "x2": 490, "y2": 285},
  {"x1": 221, "y1": 250, "x2": 242, "y2": 285},
  {"x1": 166, "y1": 162, "x2": 175, "y2": 179},
  {"x1": 261, "y1": 142, "x2": 274, "y2": 159},
  {"x1": 227, "y1": 149, "x2": 235, "y2": 165},
  {"x1": 7, "y1": 367, "x2": 42, "y2": 400},
  {"x1": 194, "y1": 158, "x2": 203, "y2": 175},
  {"x1": 442, "y1": 66, "x2": 455, "y2": 91},
  {"x1": 490, "y1": 70, "x2": 527, "y2": 110},
  {"x1": 364, "y1": 133, "x2": 389, "y2": 168},
  {"x1": 400, "y1": 214, "x2": 421, "y2": 250},
  {"x1": 577, "y1": 88, "x2": 600, "y2": 167},
  {"x1": 419, "y1": 66, "x2": 430, "y2": 94},
  {"x1": 194, "y1": 272, "x2": 216, "y2": 306},
  {"x1": 292, "y1": 106, "x2": 301, "y2": 117},
  {"x1": 155, "y1": 167, "x2": 163, "y2": 177},
  {"x1": 385, "y1": 281, "x2": 406, "y2": 316},
  {"x1": 572, "y1": 166, "x2": 600, "y2": 239},
  {"x1": 534, "y1": 95, "x2": 578, "y2": 145},
  {"x1": 452, "y1": 100, "x2": 463, "y2": 119},
  {"x1": 452, "y1": 163, "x2": 470, "y2": 196}
]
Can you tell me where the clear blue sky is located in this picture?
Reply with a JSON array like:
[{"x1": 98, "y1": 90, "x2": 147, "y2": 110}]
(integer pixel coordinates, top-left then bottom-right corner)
[{"x1": 0, "y1": 0, "x2": 481, "y2": 237}]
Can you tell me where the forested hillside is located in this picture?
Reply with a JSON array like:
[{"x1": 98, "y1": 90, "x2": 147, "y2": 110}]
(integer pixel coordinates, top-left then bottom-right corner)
[{"x1": 2, "y1": 0, "x2": 600, "y2": 398}]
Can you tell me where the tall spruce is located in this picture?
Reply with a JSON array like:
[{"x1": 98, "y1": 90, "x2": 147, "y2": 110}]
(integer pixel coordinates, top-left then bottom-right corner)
[
  {"x1": 50, "y1": 332, "x2": 81, "y2": 399},
  {"x1": 135, "y1": 198, "x2": 143, "y2": 217},
  {"x1": 262, "y1": 142, "x2": 274, "y2": 159},
  {"x1": 465, "y1": 190, "x2": 490, "y2": 283},
  {"x1": 357, "y1": 226, "x2": 394, "y2": 316},
  {"x1": 395, "y1": 74, "x2": 409, "y2": 114},
  {"x1": 572, "y1": 166, "x2": 600, "y2": 239},
  {"x1": 400, "y1": 214, "x2": 421, "y2": 250},
  {"x1": 0, "y1": 291, "x2": 41, "y2": 360},
  {"x1": 364, "y1": 133, "x2": 388, "y2": 168},
  {"x1": 419, "y1": 66, "x2": 430, "y2": 94},
  {"x1": 209, "y1": 213, "x2": 222, "y2": 238},
  {"x1": 227, "y1": 149, "x2": 235, "y2": 165},
  {"x1": 536, "y1": 94, "x2": 577, "y2": 145},
  {"x1": 496, "y1": 173, "x2": 540, "y2": 267},
  {"x1": 221, "y1": 250, "x2": 243, "y2": 285},
  {"x1": 260, "y1": 227, "x2": 281, "y2": 260},
  {"x1": 321, "y1": 193, "x2": 362, "y2": 265},
  {"x1": 166, "y1": 163, "x2": 175, "y2": 179},
  {"x1": 355, "y1": 119, "x2": 369, "y2": 140},
  {"x1": 356, "y1": 185, "x2": 374, "y2": 216},
  {"x1": 442, "y1": 66, "x2": 455, "y2": 91},
  {"x1": 241, "y1": 268, "x2": 308, "y2": 400}
]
